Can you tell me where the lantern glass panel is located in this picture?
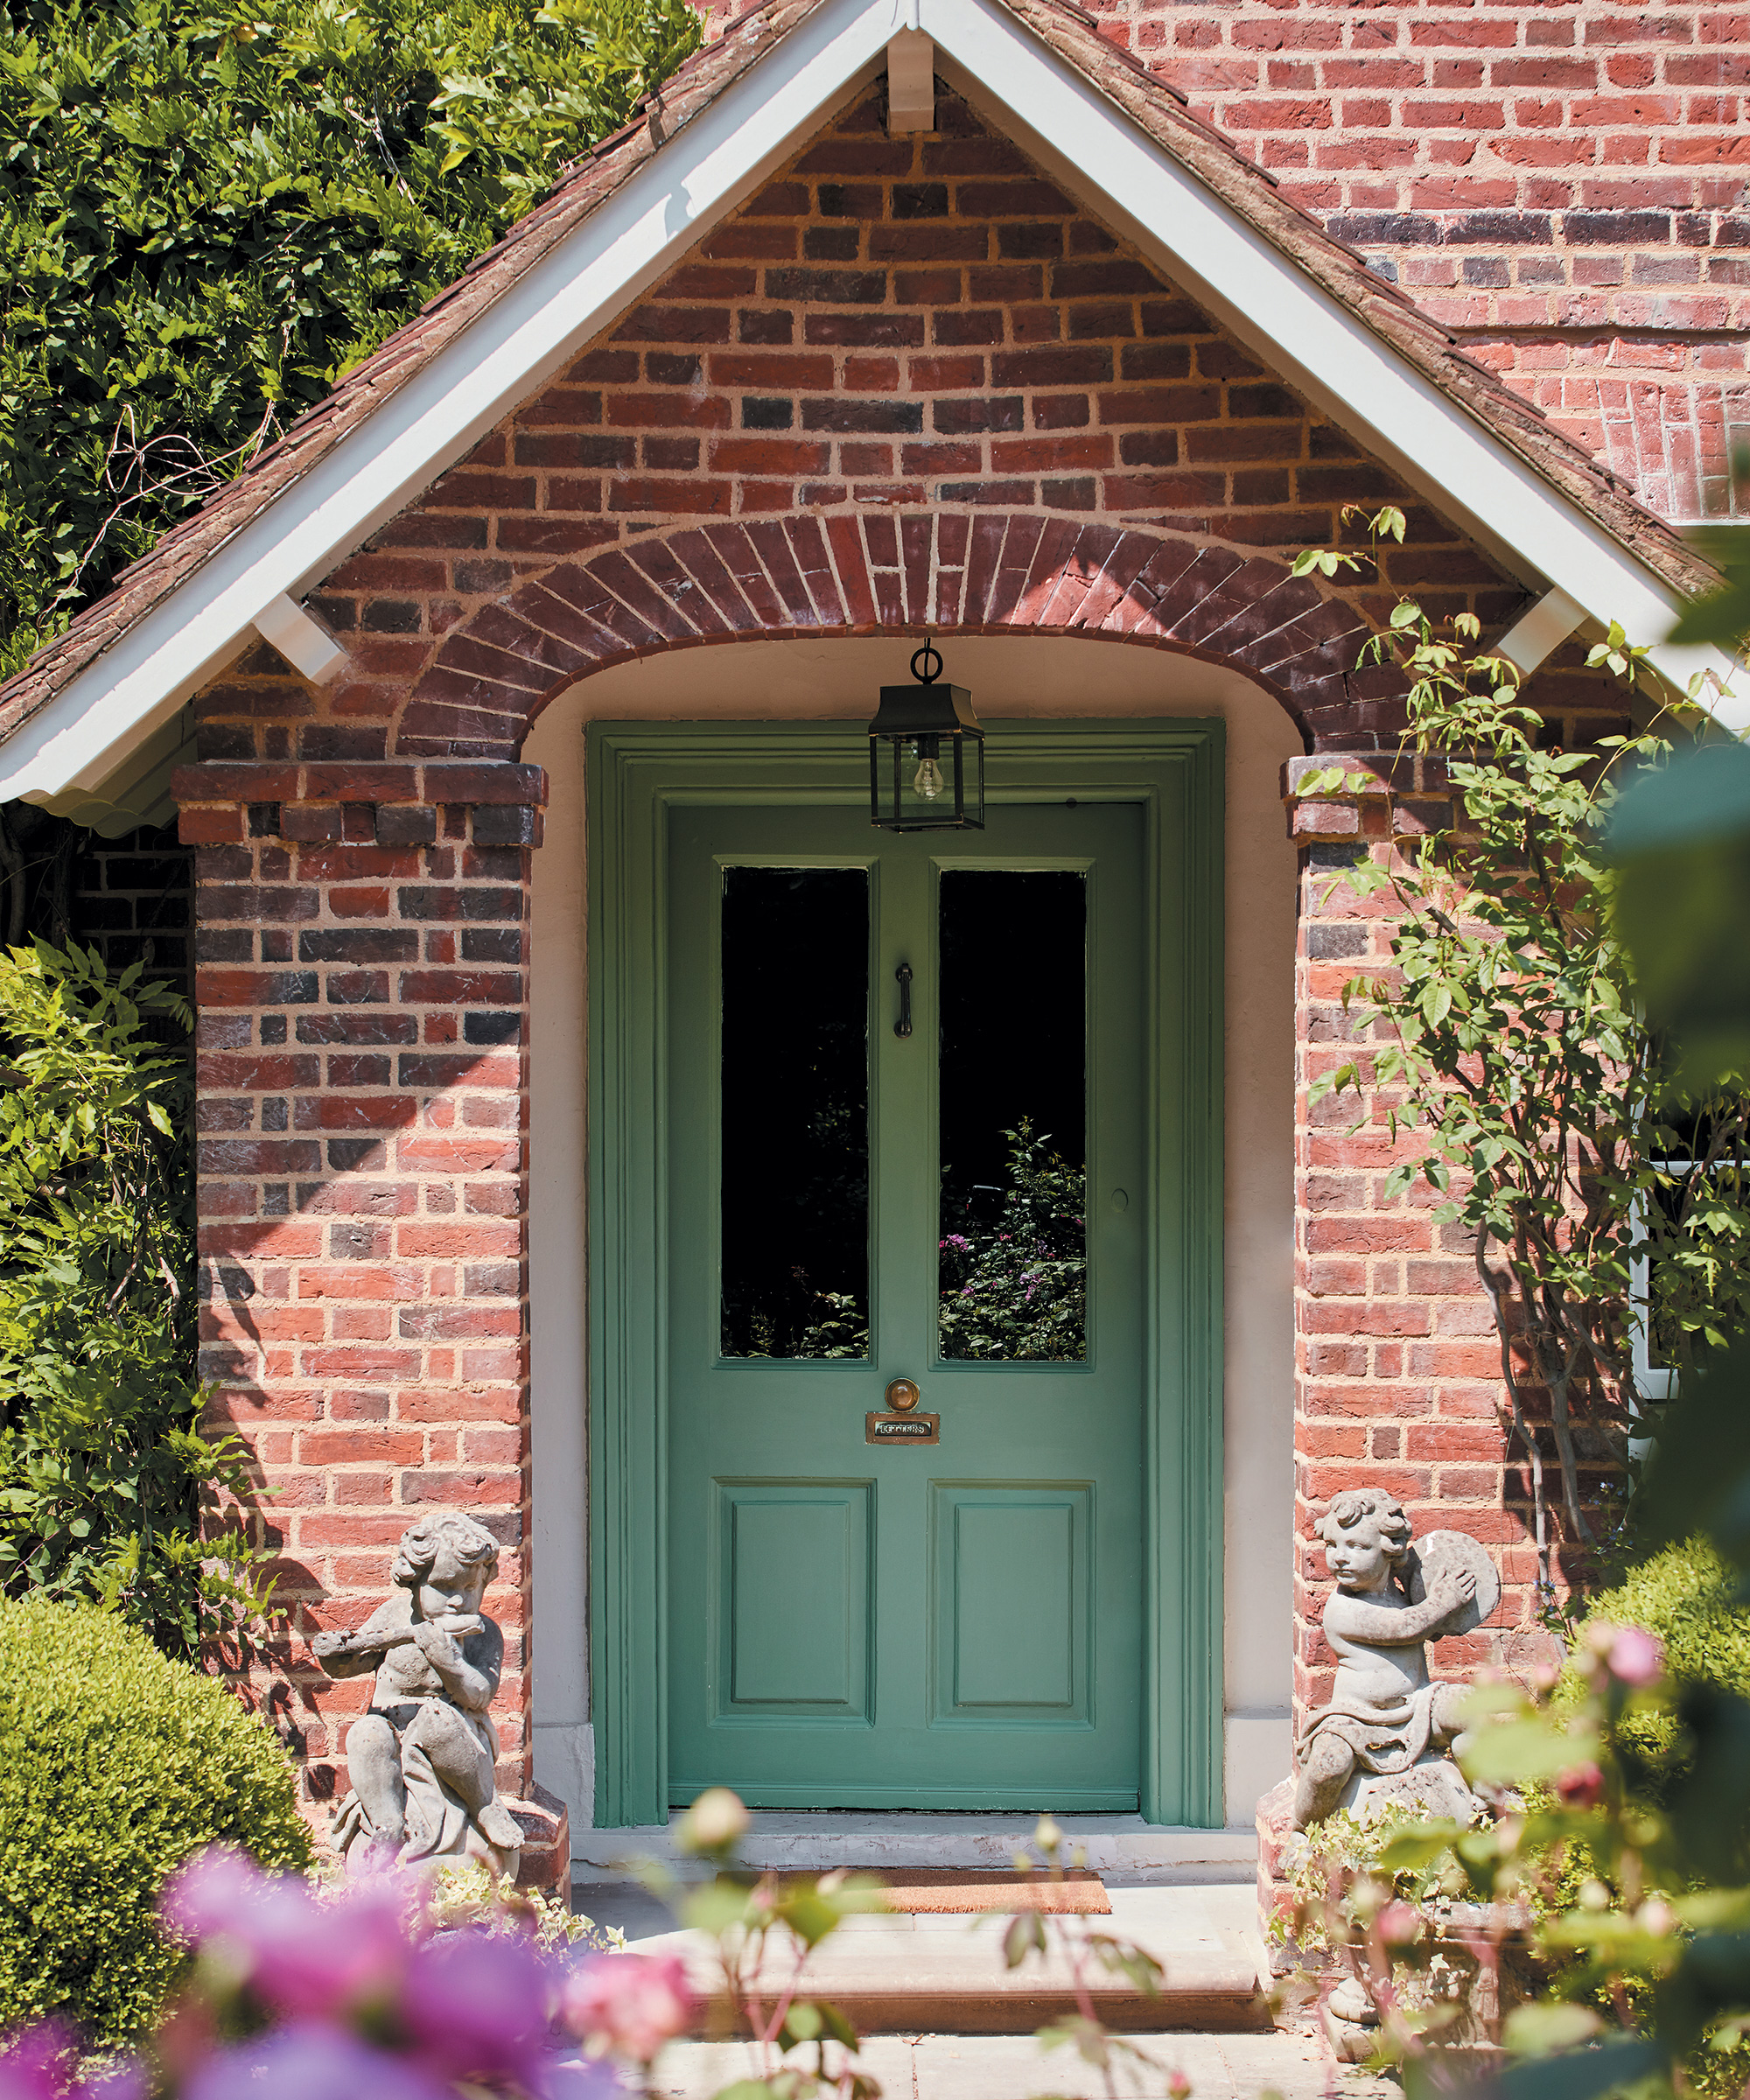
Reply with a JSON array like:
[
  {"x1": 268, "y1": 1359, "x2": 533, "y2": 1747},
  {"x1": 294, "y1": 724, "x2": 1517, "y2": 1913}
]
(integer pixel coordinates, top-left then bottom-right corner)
[{"x1": 872, "y1": 730, "x2": 984, "y2": 832}]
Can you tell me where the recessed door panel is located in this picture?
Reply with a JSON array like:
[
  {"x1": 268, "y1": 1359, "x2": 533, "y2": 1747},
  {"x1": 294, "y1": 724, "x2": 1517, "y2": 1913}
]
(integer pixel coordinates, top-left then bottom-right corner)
[
  {"x1": 716, "y1": 1481, "x2": 872, "y2": 1721},
  {"x1": 933, "y1": 1485, "x2": 1088, "y2": 1721}
]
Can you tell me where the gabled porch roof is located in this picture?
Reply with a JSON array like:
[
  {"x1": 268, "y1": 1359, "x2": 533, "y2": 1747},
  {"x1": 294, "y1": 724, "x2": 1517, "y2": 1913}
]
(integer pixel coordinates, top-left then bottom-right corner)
[{"x1": 0, "y1": 0, "x2": 1735, "y2": 831}]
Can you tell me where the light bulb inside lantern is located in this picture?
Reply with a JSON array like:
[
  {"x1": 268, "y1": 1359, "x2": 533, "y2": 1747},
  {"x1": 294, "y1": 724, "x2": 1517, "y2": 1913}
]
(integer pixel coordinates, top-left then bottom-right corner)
[{"x1": 913, "y1": 745, "x2": 945, "y2": 800}]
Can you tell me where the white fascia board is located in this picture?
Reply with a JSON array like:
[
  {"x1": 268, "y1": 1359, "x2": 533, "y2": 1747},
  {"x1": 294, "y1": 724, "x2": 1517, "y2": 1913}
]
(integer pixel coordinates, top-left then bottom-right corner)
[
  {"x1": 0, "y1": 0, "x2": 892, "y2": 808},
  {"x1": 925, "y1": 0, "x2": 1743, "y2": 725}
]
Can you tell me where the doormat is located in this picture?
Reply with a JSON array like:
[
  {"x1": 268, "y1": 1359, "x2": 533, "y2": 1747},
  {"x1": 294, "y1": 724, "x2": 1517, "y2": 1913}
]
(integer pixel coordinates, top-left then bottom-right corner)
[{"x1": 875, "y1": 1868, "x2": 1111, "y2": 1915}]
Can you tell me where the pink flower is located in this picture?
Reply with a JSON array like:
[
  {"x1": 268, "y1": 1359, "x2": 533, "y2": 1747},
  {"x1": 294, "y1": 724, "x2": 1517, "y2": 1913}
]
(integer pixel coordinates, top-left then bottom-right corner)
[
  {"x1": 1166, "y1": 2073, "x2": 1193, "y2": 2100},
  {"x1": 161, "y1": 1851, "x2": 407, "y2": 2020},
  {"x1": 402, "y1": 1933, "x2": 555, "y2": 2090},
  {"x1": 1376, "y1": 1901, "x2": 1422, "y2": 1946},
  {"x1": 1607, "y1": 1628, "x2": 1664, "y2": 1688},
  {"x1": 1557, "y1": 1761, "x2": 1605, "y2": 1809},
  {"x1": 561, "y1": 1953, "x2": 698, "y2": 2064},
  {"x1": 183, "y1": 2025, "x2": 449, "y2": 2100}
]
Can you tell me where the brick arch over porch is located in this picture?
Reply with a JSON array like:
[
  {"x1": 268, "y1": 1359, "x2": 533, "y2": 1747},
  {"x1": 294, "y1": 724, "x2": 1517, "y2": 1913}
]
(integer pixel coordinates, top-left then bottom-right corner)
[{"x1": 393, "y1": 511, "x2": 1382, "y2": 761}]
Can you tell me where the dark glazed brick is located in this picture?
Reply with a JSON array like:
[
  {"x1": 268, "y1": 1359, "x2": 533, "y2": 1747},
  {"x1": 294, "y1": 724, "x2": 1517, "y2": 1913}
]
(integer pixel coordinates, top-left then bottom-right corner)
[
  {"x1": 361, "y1": 600, "x2": 422, "y2": 634},
  {"x1": 261, "y1": 1016, "x2": 289, "y2": 1045},
  {"x1": 766, "y1": 269, "x2": 887, "y2": 304},
  {"x1": 300, "y1": 725, "x2": 386, "y2": 761},
  {"x1": 1326, "y1": 213, "x2": 1441, "y2": 246},
  {"x1": 647, "y1": 353, "x2": 703, "y2": 384},
  {"x1": 804, "y1": 227, "x2": 862, "y2": 261},
  {"x1": 892, "y1": 184, "x2": 949, "y2": 218},
  {"x1": 998, "y1": 224, "x2": 1064, "y2": 260},
  {"x1": 1442, "y1": 212, "x2": 1555, "y2": 245},
  {"x1": 328, "y1": 1140, "x2": 387, "y2": 1172},
  {"x1": 744, "y1": 398, "x2": 795, "y2": 429},
  {"x1": 464, "y1": 1011, "x2": 525, "y2": 1046},
  {"x1": 817, "y1": 185, "x2": 881, "y2": 217},
  {"x1": 376, "y1": 805, "x2": 439, "y2": 847},
  {"x1": 473, "y1": 805, "x2": 539, "y2": 846},
  {"x1": 1307, "y1": 923, "x2": 1368, "y2": 960},
  {"x1": 462, "y1": 928, "x2": 526, "y2": 962},
  {"x1": 248, "y1": 803, "x2": 281, "y2": 838},
  {"x1": 1564, "y1": 212, "x2": 1671, "y2": 245},
  {"x1": 299, "y1": 929, "x2": 419, "y2": 963},
  {"x1": 739, "y1": 311, "x2": 794, "y2": 345},
  {"x1": 801, "y1": 399, "x2": 924, "y2": 433},
  {"x1": 934, "y1": 396, "x2": 1024, "y2": 433}
]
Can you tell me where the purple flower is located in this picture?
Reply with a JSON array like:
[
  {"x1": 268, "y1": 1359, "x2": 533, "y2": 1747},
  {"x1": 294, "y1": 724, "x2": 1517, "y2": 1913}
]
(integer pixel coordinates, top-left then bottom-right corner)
[
  {"x1": 162, "y1": 1851, "x2": 408, "y2": 2020},
  {"x1": 402, "y1": 1931, "x2": 555, "y2": 2090},
  {"x1": 1607, "y1": 1627, "x2": 1664, "y2": 1688},
  {"x1": 184, "y1": 2025, "x2": 449, "y2": 2100},
  {"x1": 0, "y1": 2024, "x2": 74, "y2": 2100},
  {"x1": 941, "y1": 1235, "x2": 970, "y2": 1253},
  {"x1": 0, "y1": 2024, "x2": 145, "y2": 2100}
]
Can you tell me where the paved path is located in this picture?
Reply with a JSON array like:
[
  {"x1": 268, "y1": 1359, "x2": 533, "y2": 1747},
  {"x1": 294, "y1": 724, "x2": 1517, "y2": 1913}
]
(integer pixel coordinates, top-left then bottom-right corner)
[
  {"x1": 576, "y1": 1880, "x2": 1396, "y2": 2098},
  {"x1": 650, "y1": 2029, "x2": 1394, "y2": 2099}
]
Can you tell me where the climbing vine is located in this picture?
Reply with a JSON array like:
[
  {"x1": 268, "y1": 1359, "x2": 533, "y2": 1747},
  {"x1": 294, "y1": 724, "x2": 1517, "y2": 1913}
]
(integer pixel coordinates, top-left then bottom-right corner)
[{"x1": 1305, "y1": 508, "x2": 1750, "y2": 1597}]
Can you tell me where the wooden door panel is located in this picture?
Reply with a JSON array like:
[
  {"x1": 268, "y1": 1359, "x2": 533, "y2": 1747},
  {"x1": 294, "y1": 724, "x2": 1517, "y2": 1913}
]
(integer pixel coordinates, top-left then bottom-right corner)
[
  {"x1": 715, "y1": 1480, "x2": 873, "y2": 1720},
  {"x1": 932, "y1": 1485, "x2": 1089, "y2": 1721}
]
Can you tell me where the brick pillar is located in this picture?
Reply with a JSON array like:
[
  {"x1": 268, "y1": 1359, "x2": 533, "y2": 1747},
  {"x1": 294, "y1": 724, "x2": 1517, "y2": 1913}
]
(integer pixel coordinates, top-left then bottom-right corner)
[
  {"x1": 1282, "y1": 752, "x2": 1535, "y2": 1726},
  {"x1": 175, "y1": 760, "x2": 546, "y2": 1808}
]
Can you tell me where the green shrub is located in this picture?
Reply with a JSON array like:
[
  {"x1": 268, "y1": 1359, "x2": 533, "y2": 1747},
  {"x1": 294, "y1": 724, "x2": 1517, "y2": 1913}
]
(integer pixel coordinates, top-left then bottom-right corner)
[
  {"x1": 0, "y1": 939, "x2": 262, "y2": 1653},
  {"x1": 0, "y1": 1592, "x2": 312, "y2": 2048},
  {"x1": 1567, "y1": 1536, "x2": 1750, "y2": 1786}
]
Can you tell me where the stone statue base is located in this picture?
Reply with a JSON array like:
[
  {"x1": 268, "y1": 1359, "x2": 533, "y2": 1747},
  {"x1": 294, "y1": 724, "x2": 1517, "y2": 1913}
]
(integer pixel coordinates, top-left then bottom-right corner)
[
  {"x1": 326, "y1": 1781, "x2": 570, "y2": 1904},
  {"x1": 1335, "y1": 1753, "x2": 1480, "y2": 1826}
]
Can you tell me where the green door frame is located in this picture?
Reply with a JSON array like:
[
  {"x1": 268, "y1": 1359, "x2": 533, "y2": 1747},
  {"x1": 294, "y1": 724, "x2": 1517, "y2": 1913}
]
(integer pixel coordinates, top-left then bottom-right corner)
[{"x1": 586, "y1": 718, "x2": 1225, "y2": 1828}]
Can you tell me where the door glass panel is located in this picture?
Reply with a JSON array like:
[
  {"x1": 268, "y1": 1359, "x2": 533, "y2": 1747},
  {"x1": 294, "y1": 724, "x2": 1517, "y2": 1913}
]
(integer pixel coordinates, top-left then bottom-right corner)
[
  {"x1": 720, "y1": 866, "x2": 870, "y2": 1359},
  {"x1": 938, "y1": 870, "x2": 1087, "y2": 1361}
]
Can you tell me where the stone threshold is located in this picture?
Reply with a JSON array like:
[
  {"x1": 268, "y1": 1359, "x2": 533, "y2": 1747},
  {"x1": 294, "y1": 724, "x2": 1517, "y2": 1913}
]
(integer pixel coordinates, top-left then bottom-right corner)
[{"x1": 572, "y1": 1812, "x2": 1258, "y2": 1881}]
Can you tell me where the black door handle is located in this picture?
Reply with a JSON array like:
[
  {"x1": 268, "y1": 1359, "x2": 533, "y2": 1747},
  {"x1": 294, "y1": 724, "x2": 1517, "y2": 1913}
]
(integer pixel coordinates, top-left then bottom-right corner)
[{"x1": 894, "y1": 962, "x2": 913, "y2": 1039}]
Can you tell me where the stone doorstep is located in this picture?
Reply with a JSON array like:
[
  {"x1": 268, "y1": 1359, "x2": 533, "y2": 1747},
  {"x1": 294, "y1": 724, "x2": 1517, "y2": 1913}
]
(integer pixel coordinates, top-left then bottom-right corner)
[
  {"x1": 571, "y1": 1813, "x2": 1260, "y2": 1883},
  {"x1": 589, "y1": 1881, "x2": 1273, "y2": 2040}
]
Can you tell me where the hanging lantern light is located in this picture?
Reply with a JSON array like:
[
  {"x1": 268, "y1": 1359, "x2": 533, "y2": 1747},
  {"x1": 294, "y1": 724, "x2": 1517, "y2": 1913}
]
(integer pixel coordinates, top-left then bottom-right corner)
[{"x1": 867, "y1": 640, "x2": 985, "y2": 833}]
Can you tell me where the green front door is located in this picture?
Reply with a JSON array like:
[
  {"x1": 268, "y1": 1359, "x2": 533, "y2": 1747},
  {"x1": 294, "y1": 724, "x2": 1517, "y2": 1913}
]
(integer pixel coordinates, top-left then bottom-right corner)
[{"x1": 666, "y1": 799, "x2": 1146, "y2": 1811}]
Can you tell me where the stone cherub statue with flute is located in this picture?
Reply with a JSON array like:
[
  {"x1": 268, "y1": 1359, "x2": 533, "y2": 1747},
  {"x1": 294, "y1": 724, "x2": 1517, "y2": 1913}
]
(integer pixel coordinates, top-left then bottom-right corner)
[
  {"x1": 312, "y1": 1511, "x2": 524, "y2": 1872},
  {"x1": 1293, "y1": 1487, "x2": 1501, "y2": 1832}
]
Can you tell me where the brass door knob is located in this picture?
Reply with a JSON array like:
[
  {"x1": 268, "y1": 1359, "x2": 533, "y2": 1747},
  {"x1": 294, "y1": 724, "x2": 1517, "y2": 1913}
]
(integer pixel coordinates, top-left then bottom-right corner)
[{"x1": 885, "y1": 1377, "x2": 921, "y2": 1412}]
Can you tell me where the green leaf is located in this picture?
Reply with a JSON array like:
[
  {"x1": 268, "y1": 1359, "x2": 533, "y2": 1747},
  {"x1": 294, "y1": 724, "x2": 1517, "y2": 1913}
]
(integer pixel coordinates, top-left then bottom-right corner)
[
  {"x1": 1443, "y1": 2035, "x2": 1663, "y2": 2100},
  {"x1": 1502, "y1": 2004, "x2": 1606, "y2": 2057}
]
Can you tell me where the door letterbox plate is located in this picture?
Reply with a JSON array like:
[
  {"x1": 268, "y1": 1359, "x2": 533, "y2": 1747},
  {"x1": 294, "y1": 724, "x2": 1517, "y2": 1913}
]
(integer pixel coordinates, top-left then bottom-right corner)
[{"x1": 865, "y1": 1410, "x2": 940, "y2": 1446}]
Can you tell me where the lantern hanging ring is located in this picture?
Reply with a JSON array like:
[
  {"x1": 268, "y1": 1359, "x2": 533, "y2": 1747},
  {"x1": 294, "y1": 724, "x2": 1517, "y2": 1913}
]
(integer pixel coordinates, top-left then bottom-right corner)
[{"x1": 911, "y1": 638, "x2": 943, "y2": 686}]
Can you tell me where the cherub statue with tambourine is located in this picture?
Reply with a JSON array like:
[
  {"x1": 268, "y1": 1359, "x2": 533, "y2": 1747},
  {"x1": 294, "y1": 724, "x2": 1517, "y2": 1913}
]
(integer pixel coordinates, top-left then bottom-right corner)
[{"x1": 1294, "y1": 1488, "x2": 1502, "y2": 1831}]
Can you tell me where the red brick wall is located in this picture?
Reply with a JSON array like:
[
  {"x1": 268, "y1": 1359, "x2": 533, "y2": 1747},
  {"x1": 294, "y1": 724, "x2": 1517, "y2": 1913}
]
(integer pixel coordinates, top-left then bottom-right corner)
[
  {"x1": 1281, "y1": 660, "x2": 1628, "y2": 1712},
  {"x1": 701, "y1": 0, "x2": 1750, "y2": 525},
  {"x1": 184, "y1": 763, "x2": 543, "y2": 1803},
  {"x1": 184, "y1": 86, "x2": 1634, "y2": 1806},
  {"x1": 183, "y1": 87, "x2": 1536, "y2": 777}
]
